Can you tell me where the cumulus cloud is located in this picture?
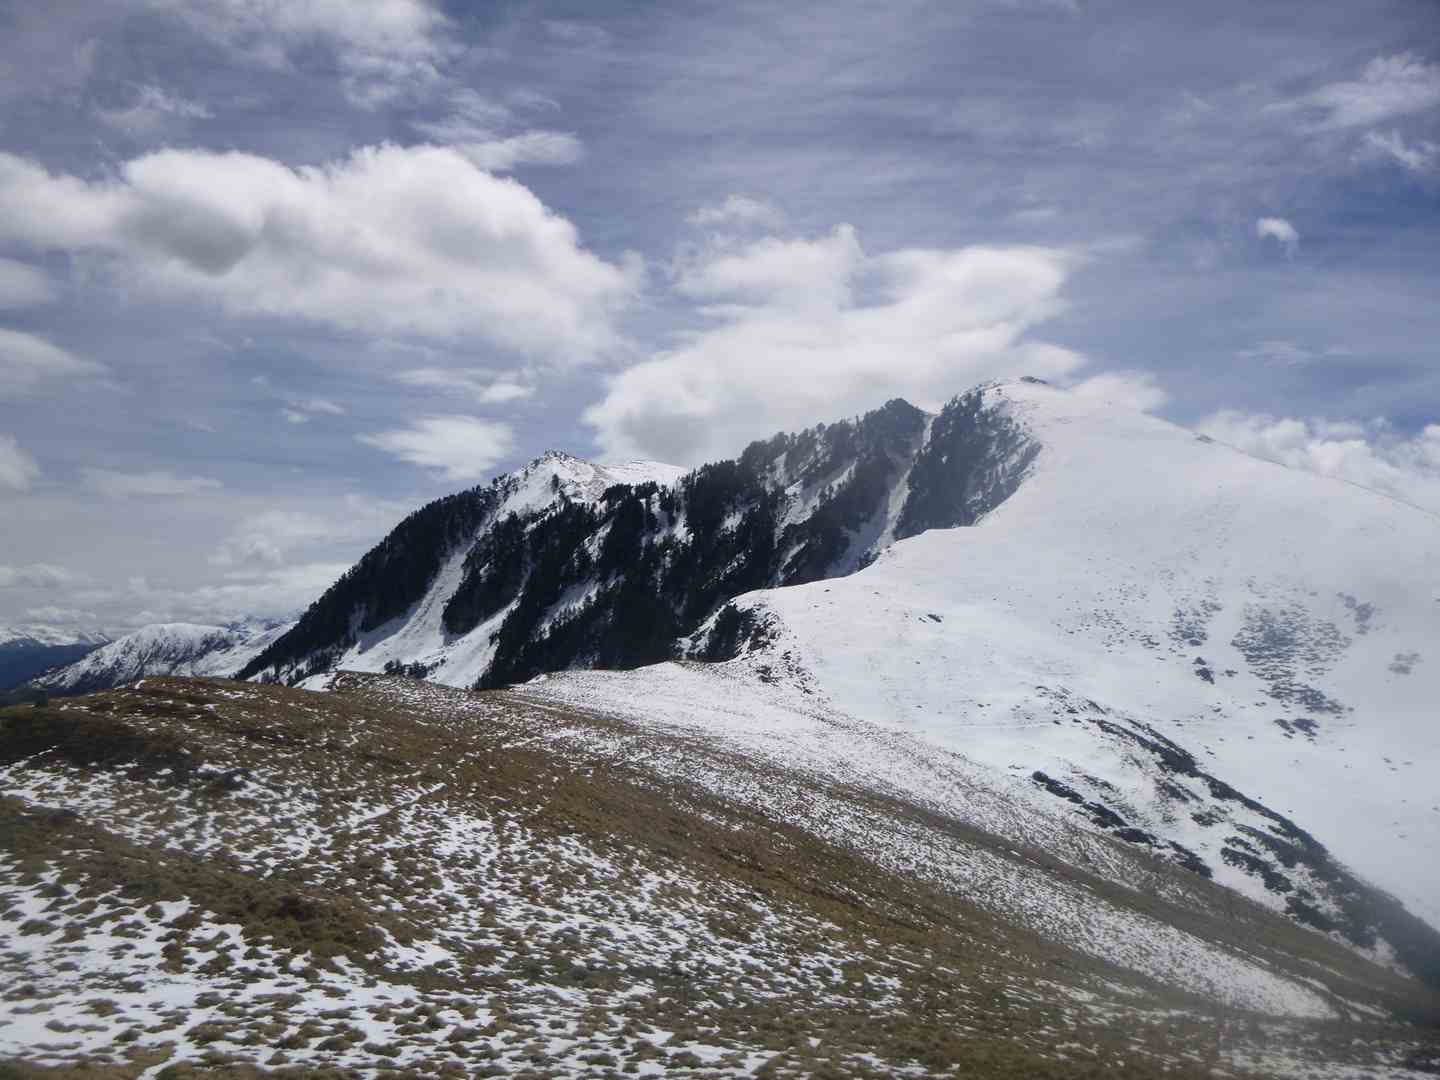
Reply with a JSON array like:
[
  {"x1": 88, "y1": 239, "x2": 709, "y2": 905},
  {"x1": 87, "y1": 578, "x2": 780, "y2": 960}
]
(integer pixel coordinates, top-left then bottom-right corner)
[
  {"x1": 1255, "y1": 217, "x2": 1299, "y2": 258},
  {"x1": 0, "y1": 258, "x2": 56, "y2": 309},
  {"x1": 1295, "y1": 53, "x2": 1440, "y2": 130},
  {"x1": 0, "y1": 329, "x2": 107, "y2": 397},
  {"x1": 0, "y1": 563, "x2": 77, "y2": 589},
  {"x1": 394, "y1": 368, "x2": 535, "y2": 405},
  {"x1": 82, "y1": 468, "x2": 223, "y2": 498},
  {"x1": 96, "y1": 84, "x2": 212, "y2": 136},
  {"x1": 0, "y1": 145, "x2": 637, "y2": 363},
  {"x1": 1197, "y1": 411, "x2": 1440, "y2": 514},
  {"x1": 587, "y1": 225, "x2": 1083, "y2": 465},
  {"x1": 358, "y1": 415, "x2": 514, "y2": 481},
  {"x1": 0, "y1": 434, "x2": 40, "y2": 491},
  {"x1": 1065, "y1": 370, "x2": 1169, "y2": 413},
  {"x1": 151, "y1": 0, "x2": 454, "y2": 107},
  {"x1": 687, "y1": 195, "x2": 787, "y2": 231},
  {"x1": 1360, "y1": 129, "x2": 1439, "y2": 173}
]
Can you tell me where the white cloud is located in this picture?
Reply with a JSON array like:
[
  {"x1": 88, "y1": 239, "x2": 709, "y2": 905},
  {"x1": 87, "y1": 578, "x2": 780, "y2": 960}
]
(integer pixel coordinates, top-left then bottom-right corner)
[
  {"x1": 687, "y1": 195, "x2": 787, "y2": 231},
  {"x1": 543, "y1": 20, "x2": 612, "y2": 50},
  {"x1": 676, "y1": 225, "x2": 862, "y2": 310},
  {"x1": 0, "y1": 328, "x2": 107, "y2": 397},
  {"x1": 358, "y1": 415, "x2": 514, "y2": 481},
  {"x1": 1255, "y1": 217, "x2": 1299, "y2": 258},
  {"x1": 152, "y1": 0, "x2": 454, "y2": 107},
  {"x1": 0, "y1": 145, "x2": 637, "y2": 363},
  {"x1": 1236, "y1": 340, "x2": 1315, "y2": 366},
  {"x1": 1197, "y1": 411, "x2": 1440, "y2": 514},
  {"x1": 82, "y1": 468, "x2": 223, "y2": 498},
  {"x1": 104, "y1": 561, "x2": 351, "y2": 628},
  {"x1": 587, "y1": 225, "x2": 1083, "y2": 465},
  {"x1": 0, "y1": 434, "x2": 40, "y2": 491},
  {"x1": 451, "y1": 132, "x2": 584, "y2": 171},
  {"x1": 1360, "y1": 129, "x2": 1439, "y2": 173},
  {"x1": 0, "y1": 563, "x2": 76, "y2": 589},
  {"x1": 96, "y1": 84, "x2": 212, "y2": 135},
  {"x1": 250, "y1": 375, "x2": 344, "y2": 423},
  {"x1": 1296, "y1": 54, "x2": 1440, "y2": 130},
  {"x1": 211, "y1": 497, "x2": 408, "y2": 568},
  {"x1": 0, "y1": 258, "x2": 56, "y2": 308},
  {"x1": 1065, "y1": 370, "x2": 1169, "y2": 413},
  {"x1": 394, "y1": 367, "x2": 535, "y2": 405},
  {"x1": 411, "y1": 89, "x2": 583, "y2": 171}
]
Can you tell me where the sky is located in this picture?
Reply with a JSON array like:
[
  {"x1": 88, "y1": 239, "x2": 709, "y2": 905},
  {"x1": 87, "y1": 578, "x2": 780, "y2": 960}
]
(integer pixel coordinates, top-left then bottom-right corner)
[{"x1": 1, "y1": 0, "x2": 1439, "y2": 636}]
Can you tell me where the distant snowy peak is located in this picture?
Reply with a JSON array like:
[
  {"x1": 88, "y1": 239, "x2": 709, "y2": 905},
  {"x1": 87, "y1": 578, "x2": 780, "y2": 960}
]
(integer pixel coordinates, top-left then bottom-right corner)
[
  {"x1": 33, "y1": 620, "x2": 293, "y2": 694},
  {"x1": 0, "y1": 626, "x2": 112, "y2": 690},
  {"x1": 0, "y1": 625, "x2": 110, "y2": 648}
]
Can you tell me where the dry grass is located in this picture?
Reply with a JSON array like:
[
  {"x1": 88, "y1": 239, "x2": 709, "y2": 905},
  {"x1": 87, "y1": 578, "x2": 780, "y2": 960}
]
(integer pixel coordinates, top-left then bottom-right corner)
[{"x1": 2, "y1": 675, "x2": 1437, "y2": 1078}]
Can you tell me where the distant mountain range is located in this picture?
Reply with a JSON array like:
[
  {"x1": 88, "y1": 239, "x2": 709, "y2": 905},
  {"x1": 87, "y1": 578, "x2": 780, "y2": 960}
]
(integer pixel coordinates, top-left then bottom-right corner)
[
  {"x1": 0, "y1": 626, "x2": 110, "y2": 689},
  {"x1": 29, "y1": 620, "x2": 292, "y2": 695}
]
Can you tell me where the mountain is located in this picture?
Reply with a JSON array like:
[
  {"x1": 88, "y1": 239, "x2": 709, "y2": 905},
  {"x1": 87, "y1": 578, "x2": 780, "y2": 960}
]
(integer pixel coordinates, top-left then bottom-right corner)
[
  {"x1": 0, "y1": 626, "x2": 109, "y2": 690},
  {"x1": 2, "y1": 675, "x2": 1436, "y2": 1077},
  {"x1": 31, "y1": 619, "x2": 293, "y2": 695},
  {"x1": 241, "y1": 390, "x2": 1033, "y2": 688},
  {"x1": 243, "y1": 377, "x2": 1440, "y2": 994}
]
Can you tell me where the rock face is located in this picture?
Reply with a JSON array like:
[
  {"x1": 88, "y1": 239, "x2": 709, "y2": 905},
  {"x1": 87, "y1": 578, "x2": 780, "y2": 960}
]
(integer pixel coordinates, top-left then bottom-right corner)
[
  {"x1": 241, "y1": 388, "x2": 1038, "y2": 689},
  {"x1": 31, "y1": 620, "x2": 292, "y2": 695}
]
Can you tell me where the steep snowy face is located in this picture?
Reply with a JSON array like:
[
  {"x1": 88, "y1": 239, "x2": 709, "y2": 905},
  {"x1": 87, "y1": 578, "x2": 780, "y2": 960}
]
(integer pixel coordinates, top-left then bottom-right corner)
[
  {"x1": 0, "y1": 627, "x2": 110, "y2": 689},
  {"x1": 32, "y1": 621, "x2": 292, "y2": 694},
  {"x1": 673, "y1": 379, "x2": 1439, "y2": 981},
  {"x1": 243, "y1": 394, "x2": 1038, "y2": 690}
]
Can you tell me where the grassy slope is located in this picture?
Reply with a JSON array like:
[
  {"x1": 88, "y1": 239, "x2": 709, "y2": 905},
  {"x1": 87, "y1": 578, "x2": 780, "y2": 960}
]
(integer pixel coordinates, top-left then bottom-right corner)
[{"x1": 1, "y1": 676, "x2": 1437, "y2": 1079}]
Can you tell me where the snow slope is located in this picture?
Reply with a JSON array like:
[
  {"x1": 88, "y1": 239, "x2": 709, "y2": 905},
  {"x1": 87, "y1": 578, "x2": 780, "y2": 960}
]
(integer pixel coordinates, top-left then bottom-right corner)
[
  {"x1": 523, "y1": 379, "x2": 1440, "y2": 974},
  {"x1": 32, "y1": 620, "x2": 292, "y2": 694}
]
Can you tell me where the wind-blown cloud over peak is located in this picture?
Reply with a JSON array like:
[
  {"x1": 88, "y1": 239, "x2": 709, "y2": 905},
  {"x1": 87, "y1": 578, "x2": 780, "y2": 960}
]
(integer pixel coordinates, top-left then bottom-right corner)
[{"x1": 588, "y1": 224, "x2": 1082, "y2": 465}]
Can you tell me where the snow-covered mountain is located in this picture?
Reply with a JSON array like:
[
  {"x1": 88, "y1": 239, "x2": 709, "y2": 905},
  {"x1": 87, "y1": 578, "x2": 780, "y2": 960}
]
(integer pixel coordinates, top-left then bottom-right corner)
[
  {"x1": 242, "y1": 377, "x2": 1440, "y2": 991},
  {"x1": 0, "y1": 625, "x2": 110, "y2": 689},
  {"x1": 242, "y1": 393, "x2": 1028, "y2": 687},
  {"x1": 32, "y1": 620, "x2": 292, "y2": 695}
]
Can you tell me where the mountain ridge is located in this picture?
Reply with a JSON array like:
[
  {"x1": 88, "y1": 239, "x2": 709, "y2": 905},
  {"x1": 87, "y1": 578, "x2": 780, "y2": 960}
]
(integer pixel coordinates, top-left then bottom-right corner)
[
  {"x1": 240, "y1": 385, "x2": 1038, "y2": 689},
  {"x1": 31, "y1": 620, "x2": 293, "y2": 695}
]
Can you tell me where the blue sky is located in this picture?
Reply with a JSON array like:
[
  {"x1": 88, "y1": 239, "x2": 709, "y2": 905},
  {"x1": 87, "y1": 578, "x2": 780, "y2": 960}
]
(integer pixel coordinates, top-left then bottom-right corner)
[{"x1": 1, "y1": 0, "x2": 1438, "y2": 633}]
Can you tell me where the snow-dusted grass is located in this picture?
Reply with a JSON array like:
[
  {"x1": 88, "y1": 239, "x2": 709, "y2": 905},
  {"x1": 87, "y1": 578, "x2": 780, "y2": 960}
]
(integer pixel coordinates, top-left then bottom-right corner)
[{"x1": 2, "y1": 675, "x2": 1436, "y2": 1078}]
